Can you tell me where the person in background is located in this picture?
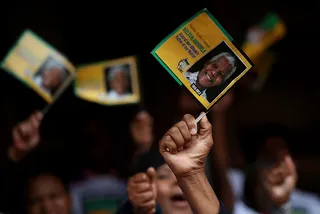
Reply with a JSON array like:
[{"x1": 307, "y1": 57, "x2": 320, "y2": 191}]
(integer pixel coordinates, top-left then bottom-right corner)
[
  {"x1": 0, "y1": 111, "x2": 72, "y2": 214},
  {"x1": 0, "y1": 111, "x2": 42, "y2": 213},
  {"x1": 70, "y1": 110, "x2": 154, "y2": 214},
  {"x1": 23, "y1": 168, "x2": 72, "y2": 214},
  {"x1": 117, "y1": 114, "x2": 230, "y2": 214},
  {"x1": 233, "y1": 124, "x2": 320, "y2": 214},
  {"x1": 107, "y1": 65, "x2": 131, "y2": 100}
]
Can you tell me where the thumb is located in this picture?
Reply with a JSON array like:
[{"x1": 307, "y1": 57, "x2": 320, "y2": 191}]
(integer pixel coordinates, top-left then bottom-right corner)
[
  {"x1": 146, "y1": 167, "x2": 156, "y2": 183},
  {"x1": 199, "y1": 113, "x2": 211, "y2": 135},
  {"x1": 147, "y1": 167, "x2": 157, "y2": 199}
]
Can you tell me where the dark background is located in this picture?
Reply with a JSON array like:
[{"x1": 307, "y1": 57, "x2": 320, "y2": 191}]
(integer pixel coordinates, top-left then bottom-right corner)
[{"x1": 0, "y1": 0, "x2": 319, "y2": 192}]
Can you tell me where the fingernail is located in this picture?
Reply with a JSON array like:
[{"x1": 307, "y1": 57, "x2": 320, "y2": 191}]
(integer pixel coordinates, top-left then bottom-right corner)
[{"x1": 190, "y1": 128, "x2": 197, "y2": 135}]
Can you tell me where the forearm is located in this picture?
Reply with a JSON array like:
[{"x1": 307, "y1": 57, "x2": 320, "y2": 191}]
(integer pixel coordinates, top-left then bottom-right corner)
[{"x1": 177, "y1": 171, "x2": 220, "y2": 214}]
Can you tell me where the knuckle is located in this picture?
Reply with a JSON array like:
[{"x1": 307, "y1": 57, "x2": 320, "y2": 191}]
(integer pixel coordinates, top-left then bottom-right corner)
[
  {"x1": 170, "y1": 126, "x2": 179, "y2": 134},
  {"x1": 176, "y1": 121, "x2": 186, "y2": 129}
]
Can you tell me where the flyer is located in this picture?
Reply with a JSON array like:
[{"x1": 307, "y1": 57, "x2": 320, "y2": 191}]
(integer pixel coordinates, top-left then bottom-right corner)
[
  {"x1": 1, "y1": 30, "x2": 141, "y2": 107},
  {"x1": 75, "y1": 56, "x2": 141, "y2": 105},
  {"x1": 240, "y1": 12, "x2": 286, "y2": 92},
  {"x1": 1, "y1": 30, "x2": 76, "y2": 103},
  {"x1": 151, "y1": 8, "x2": 254, "y2": 110},
  {"x1": 242, "y1": 12, "x2": 286, "y2": 62}
]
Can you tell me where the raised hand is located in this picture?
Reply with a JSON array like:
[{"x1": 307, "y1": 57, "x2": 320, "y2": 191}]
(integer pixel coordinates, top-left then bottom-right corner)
[
  {"x1": 9, "y1": 111, "x2": 43, "y2": 161},
  {"x1": 159, "y1": 114, "x2": 213, "y2": 178},
  {"x1": 127, "y1": 167, "x2": 157, "y2": 214},
  {"x1": 261, "y1": 155, "x2": 297, "y2": 206}
]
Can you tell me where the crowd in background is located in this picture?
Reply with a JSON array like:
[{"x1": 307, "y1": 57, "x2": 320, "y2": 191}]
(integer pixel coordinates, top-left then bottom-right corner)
[{"x1": 0, "y1": 88, "x2": 319, "y2": 214}]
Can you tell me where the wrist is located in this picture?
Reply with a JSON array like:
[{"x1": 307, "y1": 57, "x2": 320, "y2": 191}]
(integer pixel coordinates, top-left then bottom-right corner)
[{"x1": 176, "y1": 167, "x2": 206, "y2": 181}]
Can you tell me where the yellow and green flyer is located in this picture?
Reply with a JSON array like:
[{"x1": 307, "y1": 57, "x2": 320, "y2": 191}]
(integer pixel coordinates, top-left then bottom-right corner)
[
  {"x1": 1, "y1": 30, "x2": 76, "y2": 103},
  {"x1": 75, "y1": 55, "x2": 141, "y2": 106},
  {"x1": 241, "y1": 12, "x2": 286, "y2": 92},
  {"x1": 1, "y1": 29, "x2": 141, "y2": 106},
  {"x1": 151, "y1": 8, "x2": 254, "y2": 111},
  {"x1": 242, "y1": 12, "x2": 286, "y2": 62}
]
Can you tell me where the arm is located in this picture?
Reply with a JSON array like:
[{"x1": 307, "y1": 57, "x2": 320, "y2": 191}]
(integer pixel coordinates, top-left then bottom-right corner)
[
  {"x1": 177, "y1": 171, "x2": 220, "y2": 214},
  {"x1": 159, "y1": 114, "x2": 230, "y2": 214},
  {"x1": 0, "y1": 111, "x2": 43, "y2": 212}
]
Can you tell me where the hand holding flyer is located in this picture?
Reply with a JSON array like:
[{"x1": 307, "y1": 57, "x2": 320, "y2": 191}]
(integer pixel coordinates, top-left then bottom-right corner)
[{"x1": 151, "y1": 8, "x2": 254, "y2": 119}]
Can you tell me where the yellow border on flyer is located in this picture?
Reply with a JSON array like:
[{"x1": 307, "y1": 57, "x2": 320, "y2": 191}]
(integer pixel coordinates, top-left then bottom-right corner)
[{"x1": 151, "y1": 8, "x2": 254, "y2": 111}]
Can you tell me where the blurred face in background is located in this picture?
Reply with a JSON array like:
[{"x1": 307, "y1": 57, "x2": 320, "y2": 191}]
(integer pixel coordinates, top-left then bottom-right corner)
[
  {"x1": 252, "y1": 136, "x2": 295, "y2": 210},
  {"x1": 42, "y1": 67, "x2": 63, "y2": 90},
  {"x1": 156, "y1": 164, "x2": 192, "y2": 214},
  {"x1": 26, "y1": 174, "x2": 71, "y2": 214},
  {"x1": 110, "y1": 70, "x2": 129, "y2": 95}
]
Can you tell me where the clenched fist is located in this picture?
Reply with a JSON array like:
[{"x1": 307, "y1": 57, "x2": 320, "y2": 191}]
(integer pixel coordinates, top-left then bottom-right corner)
[
  {"x1": 9, "y1": 111, "x2": 43, "y2": 162},
  {"x1": 127, "y1": 168, "x2": 157, "y2": 214},
  {"x1": 159, "y1": 114, "x2": 213, "y2": 178},
  {"x1": 261, "y1": 155, "x2": 297, "y2": 207}
]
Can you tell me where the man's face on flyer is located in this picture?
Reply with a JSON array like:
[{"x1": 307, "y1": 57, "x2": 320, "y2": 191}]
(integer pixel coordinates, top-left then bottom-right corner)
[
  {"x1": 197, "y1": 56, "x2": 232, "y2": 88},
  {"x1": 42, "y1": 67, "x2": 63, "y2": 90},
  {"x1": 110, "y1": 70, "x2": 129, "y2": 94}
]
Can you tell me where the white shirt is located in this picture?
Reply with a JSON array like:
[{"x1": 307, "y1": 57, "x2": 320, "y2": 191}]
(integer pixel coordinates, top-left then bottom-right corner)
[
  {"x1": 107, "y1": 90, "x2": 131, "y2": 100},
  {"x1": 70, "y1": 175, "x2": 126, "y2": 214},
  {"x1": 228, "y1": 169, "x2": 320, "y2": 214},
  {"x1": 33, "y1": 75, "x2": 50, "y2": 94},
  {"x1": 183, "y1": 71, "x2": 208, "y2": 100}
]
